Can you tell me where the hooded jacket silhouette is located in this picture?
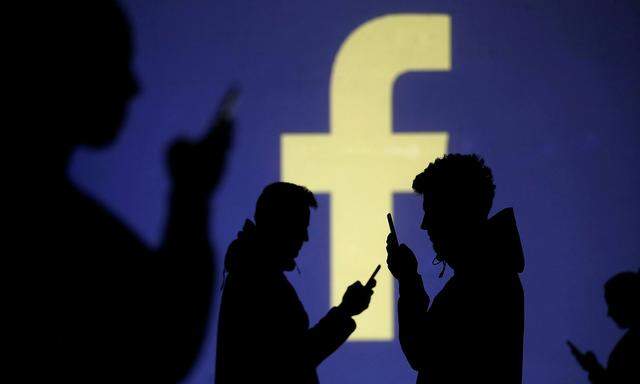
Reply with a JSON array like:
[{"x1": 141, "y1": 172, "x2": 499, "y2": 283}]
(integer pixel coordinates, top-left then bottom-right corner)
[
  {"x1": 398, "y1": 208, "x2": 525, "y2": 384},
  {"x1": 215, "y1": 220, "x2": 356, "y2": 384}
]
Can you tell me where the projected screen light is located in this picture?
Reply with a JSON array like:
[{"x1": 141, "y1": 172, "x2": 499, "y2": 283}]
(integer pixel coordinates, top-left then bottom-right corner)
[
  {"x1": 70, "y1": 1, "x2": 640, "y2": 383},
  {"x1": 282, "y1": 14, "x2": 449, "y2": 340}
]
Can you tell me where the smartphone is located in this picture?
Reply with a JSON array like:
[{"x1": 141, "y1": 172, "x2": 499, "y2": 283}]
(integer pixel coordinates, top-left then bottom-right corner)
[
  {"x1": 567, "y1": 340, "x2": 583, "y2": 357},
  {"x1": 217, "y1": 85, "x2": 241, "y2": 120},
  {"x1": 567, "y1": 340, "x2": 580, "y2": 352},
  {"x1": 566, "y1": 340, "x2": 590, "y2": 369},
  {"x1": 365, "y1": 264, "x2": 381, "y2": 289},
  {"x1": 205, "y1": 86, "x2": 240, "y2": 145},
  {"x1": 387, "y1": 212, "x2": 399, "y2": 248}
]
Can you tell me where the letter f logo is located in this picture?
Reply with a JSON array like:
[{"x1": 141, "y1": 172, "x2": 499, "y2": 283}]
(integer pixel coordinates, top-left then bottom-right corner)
[{"x1": 282, "y1": 14, "x2": 450, "y2": 340}]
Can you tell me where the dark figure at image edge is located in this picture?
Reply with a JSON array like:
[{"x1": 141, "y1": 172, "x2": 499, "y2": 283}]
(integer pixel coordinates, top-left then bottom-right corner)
[
  {"x1": 215, "y1": 182, "x2": 376, "y2": 384},
  {"x1": 568, "y1": 271, "x2": 640, "y2": 384},
  {"x1": 22, "y1": 1, "x2": 232, "y2": 381},
  {"x1": 386, "y1": 154, "x2": 525, "y2": 384}
]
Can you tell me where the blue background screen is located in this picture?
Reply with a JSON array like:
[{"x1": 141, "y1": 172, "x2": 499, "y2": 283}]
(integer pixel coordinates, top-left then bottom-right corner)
[{"x1": 70, "y1": 1, "x2": 639, "y2": 382}]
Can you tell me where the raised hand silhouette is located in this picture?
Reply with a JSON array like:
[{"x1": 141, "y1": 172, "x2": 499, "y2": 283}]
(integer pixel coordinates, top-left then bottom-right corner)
[
  {"x1": 567, "y1": 340, "x2": 607, "y2": 382},
  {"x1": 339, "y1": 280, "x2": 376, "y2": 317},
  {"x1": 386, "y1": 238, "x2": 418, "y2": 282}
]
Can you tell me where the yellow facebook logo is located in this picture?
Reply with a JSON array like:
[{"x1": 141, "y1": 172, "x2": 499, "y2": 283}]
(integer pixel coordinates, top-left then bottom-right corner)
[{"x1": 281, "y1": 14, "x2": 450, "y2": 340}]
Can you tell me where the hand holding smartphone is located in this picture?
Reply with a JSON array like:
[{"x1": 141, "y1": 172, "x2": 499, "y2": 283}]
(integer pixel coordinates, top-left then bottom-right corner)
[
  {"x1": 567, "y1": 340, "x2": 591, "y2": 359},
  {"x1": 386, "y1": 212, "x2": 418, "y2": 280},
  {"x1": 567, "y1": 340, "x2": 599, "y2": 372}
]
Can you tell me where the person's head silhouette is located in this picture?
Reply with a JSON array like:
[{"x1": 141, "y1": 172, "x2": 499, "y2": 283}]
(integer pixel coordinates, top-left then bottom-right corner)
[
  {"x1": 412, "y1": 154, "x2": 495, "y2": 271},
  {"x1": 254, "y1": 182, "x2": 317, "y2": 271},
  {"x1": 604, "y1": 271, "x2": 640, "y2": 330},
  {"x1": 49, "y1": 0, "x2": 138, "y2": 151}
]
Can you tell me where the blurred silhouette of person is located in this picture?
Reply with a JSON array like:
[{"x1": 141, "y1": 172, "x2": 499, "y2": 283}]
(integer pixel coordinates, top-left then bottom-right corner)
[
  {"x1": 24, "y1": 1, "x2": 233, "y2": 381},
  {"x1": 215, "y1": 182, "x2": 376, "y2": 384},
  {"x1": 386, "y1": 154, "x2": 525, "y2": 384},
  {"x1": 568, "y1": 270, "x2": 639, "y2": 384}
]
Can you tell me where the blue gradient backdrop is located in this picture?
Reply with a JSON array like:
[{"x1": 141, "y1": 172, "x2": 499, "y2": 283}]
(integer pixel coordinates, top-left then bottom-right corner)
[{"x1": 70, "y1": 1, "x2": 639, "y2": 382}]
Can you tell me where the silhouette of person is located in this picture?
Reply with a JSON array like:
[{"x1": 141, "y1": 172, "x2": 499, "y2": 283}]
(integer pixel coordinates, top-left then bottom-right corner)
[
  {"x1": 215, "y1": 182, "x2": 375, "y2": 384},
  {"x1": 568, "y1": 271, "x2": 640, "y2": 384},
  {"x1": 386, "y1": 154, "x2": 525, "y2": 384},
  {"x1": 25, "y1": 1, "x2": 233, "y2": 381}
]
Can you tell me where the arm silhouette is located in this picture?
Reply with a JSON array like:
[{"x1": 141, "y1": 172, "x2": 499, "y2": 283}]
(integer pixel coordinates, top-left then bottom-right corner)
[
  {"x1": 387, "y1": 236, "x2": 433, "y2": 371},
  {"x1": 302, "y1": 306, "x2": 357, "y2": 367},
  {"x1": 398, "y1": 273, "x2": 432, "y2": 371},
  {"x1": 304, "y1": 280, "x2": 374, "y2": 366},
  {"x1": 161, "y1": 98, "x2": 234, "y2": 380}
]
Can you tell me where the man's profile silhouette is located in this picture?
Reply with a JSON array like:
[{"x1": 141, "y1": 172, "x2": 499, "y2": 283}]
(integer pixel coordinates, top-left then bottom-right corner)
[
  {"x1": 568, "y1": 270, "x2": 639, "y2": 384},
  {"x1": 26, "y1": 1, "x2": 232, "y2": 381},
  {"x1": 215, "y1": 182, "x2": 375, "y2": 384},
  {"x1": 386, "y1": 154, "x2": 525, "y2": 383}
]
